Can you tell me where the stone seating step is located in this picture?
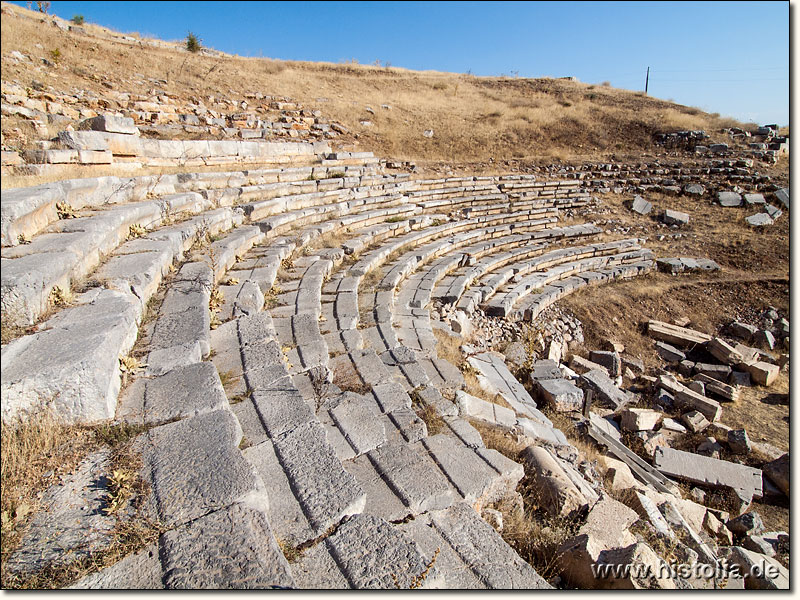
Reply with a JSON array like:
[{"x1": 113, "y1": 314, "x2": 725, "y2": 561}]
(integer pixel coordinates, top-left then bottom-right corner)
[
  {"x1": 465, "y1": 349, "x2": 553, "y2": 425},
  {"x1": 398, "y1": 502, "x2": 551, "y2": 589},
  {"x1": 2, "y1": 209, "x2": 240, "y2": 424},
  {"x1": 521, "y1": 260, "x2": 655, "y2": 322},
  {"x1": 291, "y1": 513, "x2": 443, "y2": 589},
  {"x1": 1, "y1": 192, "x2": 220, "y2": 327}
]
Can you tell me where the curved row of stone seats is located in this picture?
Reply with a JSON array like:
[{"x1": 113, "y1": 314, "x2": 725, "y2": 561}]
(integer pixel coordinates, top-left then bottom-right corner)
[
  {"x1": 202, "y1": 239, "x2": 548, "y2": 587},
  {"x1": 1, "y1": 190, "x2": 223, "y2": 328},
  {"x1": 433, "y1": 224, "x2": 602, "y2": 306},
  {"x1": 0, "y1": 210, "x2": 250, "y2": 425},
  {"x1": 483, "y1": 239, "x2": 649, "y2": 317},
  {"x1": 518, "y1": 259, "x2": 654, "y2": 323},
  {"x1": 1, "y1": 160, "x2": 381, "y2": 247},
  {"x1": 536, "y1": 159, "x2": 774, "y2": 191}
]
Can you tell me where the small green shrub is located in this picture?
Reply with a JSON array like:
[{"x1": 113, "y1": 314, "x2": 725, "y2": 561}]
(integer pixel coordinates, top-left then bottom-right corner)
[
  {"x1": 70, "y1": 14, "x2": 84, "y2": 25},
  {"x1": 185, "y1": 31, "x2": 202, "y2": 53}
]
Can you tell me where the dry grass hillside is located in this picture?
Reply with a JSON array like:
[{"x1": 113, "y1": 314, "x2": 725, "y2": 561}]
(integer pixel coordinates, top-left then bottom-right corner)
[{"x1": 2, "y1": 1, "x2": 755, "y2": 165}]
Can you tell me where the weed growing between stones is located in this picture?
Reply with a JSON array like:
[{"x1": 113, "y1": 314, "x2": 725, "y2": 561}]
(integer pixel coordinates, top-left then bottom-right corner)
[
  {"x1": 49, "y1": 285, "x2": 73, "y2": 308},
  {"x1": 55, "y1": 202, "x2": 78, "y2": 219},
  {"x1": 331, "y1": 360, "x2": 370, "y2": 395},
  {"x1": 127, "y1": 223, "x2": 147, "y2": 239},
  {"x1": 0, "y1": 416, "x2": 159, "y2": 589}
]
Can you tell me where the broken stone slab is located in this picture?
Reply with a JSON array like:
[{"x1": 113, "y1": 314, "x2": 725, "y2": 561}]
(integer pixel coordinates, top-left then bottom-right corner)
[
  {"x1": 647, "y1": 319, "x2": 711, "y2": 347},
  {"x1": 773, "y1": 187, "x2": 789, "y2": 210},
  {"x1": 684, "y1": 183, "x2": 705, "y2": 196},
  {"x1": 589, "y1": 350, "x2": 621, "y2": 377},
  {"x1": 631, "y1": 195, "x2": 652, "y2": 215},
  {"x1": 530, "y1": 359, "x2": 563, "y2": 381},
  {"x1": 662, "y1": 209, "x2": 689, "y2": 225},
  {"x1": 744, "y1": 193, "x2": 766, "y2": 205},
  {"x1": 707, "y1": 337, "x2": 745, "y2": 365},
  {"x1": 753, "y1": 329, "x2": 776, "y2": 350},
  {"x1": 659, "y1": 500, "x2": 719, "y2": 566},
  {"x1": 466, "y1": 350, "x2": 545, "y2": 420},
  {"x1": 653, "y1": 446, "x2": 762, "y2": 510},
  {"x1": 693, "y1": 362, "x2": 732, "y2": 382},
  {"x1": 718, "y1": 191, "x2": 743, "y2": 207},
  {"x1": 137, "y1": 410, "x2": 265, "y2": 529},
  {"x1": 160, "y1": 503, "x2": 294, "y2": 589},
  {"x1": 2, "y1": 288, "x2": 141, "y2": 424},
  {"x1": 516, "y1": 417, "x2": 569, "y2": 447},
  {"x1": 742, "y1": 534, "x2": 776, "y2": 557},
  {"x1": 764, "y1": 203, "x2": 782, "y2": 219},
  {"x1": 718, "y1": 546, "x2": 789, "y2": 589},
  {"x1": 318, "y1": 513, "x2": 445, "y2": 589},
  {"x1": 80, "y1": 114, "x2": 139, "y2": 135},
  {"x1": 694, "y1": 372, "x2": 739, "y2": 402},
  {"x1": 455, "y1": 390, "x2": 516, "y2": 428},
  {"x1": 681, "y1": 410, "x2": 710, "y2": 433},
  {"x1": 658, "y1": 374, "x2": 721, "y2": 422},
  {"x1": 762, "y1": 454, "x2": 788, "y2": 496},
  {"x1": 727, "y1": 429, "x2": 751, "y2": 455},
  {"x1": 739, "y1": 361, "x2": 779, "y2": 387},
  {"x1": 423, "y1": 502, "x2": 551, "y2": 588},
  {"x1": 519, "y1": 445, "x2": 589, "y2": 518},
  {"x1": 536, "y1": 377, "x2": 584, "y2": 412},
  {"x1": 4, "y1": 450, "x2": 115, "y2": 578},
  {"x1": 745, "y1": 213, "x2": 773, "y2": 227},
  {"x1": 729, "y1": 321, "x2": 758, "y2": 341},
  {"x1": 655, "y1": 341, "x2": 686, "y2": 362},
  {"x1": 726, "y1": 511, "x2": 765, "y2": 536},
  {"x1": 620, "y1": 408, "x2": 662, "y2": 431},
  {"x1": 569, "y1": 355, "x2": 609, "y2": 375},
  {"x1": 580, "y1": 369, "x2": 629, "y2": 409},
  {"x1": 120, "y1": 362, "x2": 228, "y2": 425},
  {"x1": 579, "y1": 493, "x2": 639, "y2": 548}
]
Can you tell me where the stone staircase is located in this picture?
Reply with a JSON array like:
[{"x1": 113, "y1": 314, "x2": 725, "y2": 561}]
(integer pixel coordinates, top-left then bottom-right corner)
[{"x1": 2, "y1": 122, "x2": 786, "y2": 588}]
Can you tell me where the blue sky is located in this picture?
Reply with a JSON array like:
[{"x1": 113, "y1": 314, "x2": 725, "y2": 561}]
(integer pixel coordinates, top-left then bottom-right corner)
[{"x1": 12, "y1": 1, "x2": 790, "y2": 124}]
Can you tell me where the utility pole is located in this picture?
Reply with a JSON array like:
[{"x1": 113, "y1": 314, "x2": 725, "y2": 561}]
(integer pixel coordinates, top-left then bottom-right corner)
[{"x1": 645, "y1": 66, "x2": 650, "y2": 95}]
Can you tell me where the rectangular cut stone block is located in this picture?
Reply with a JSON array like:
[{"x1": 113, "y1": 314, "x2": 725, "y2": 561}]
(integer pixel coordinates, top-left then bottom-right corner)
[
  {"x1": 707, "y1": 337, "x2": 745, "y2": 365},
  {"x1": 330, "y1": 393, "x2": 386, "y2": 455},
  {"x1": 580, "y1": 369, "x2": 628, "y2": 409},
  {"x1": 427, "y1": 502, "x2": 551, "y2": 589},
  {"x1": 271, "y1": 421, "x2": 367, "y2": 533},
  {"x1": 455, "y1": 390, "x2": 516, "y2": 427},
  {"x1": 658, "y1": 375, "x2": 722, "y2": 422},
  {"x1": 647, "y1": 320, "x2": 712, "y2": 347},
  {"x1": 365, "y1": 440, "x2": 455, "y2": 515},
  {"x1": 322, "y1": 513, "x2": 442, "y2": 589},
  {"x1": 1, "y1": 289, "x2": 140, "y2": 424},
  {"x1": 740, "y1": 361, "x2": 779, "y2": 387},
  {"x1": 138, "y1": 410, "x2": 262, "y2": 529},
  {"x1": 160, "y1": 503, "x2": 294, "y2": 589},
  {"x1": 135, "y1": 362, "x2": 228, "y2": 424},
  {"x1": 620, "y1": 408, "x2": 662, "y2": 431},
  {"x1": 653, "y1": 446, "x2": 762, "y2": 503},
  {"x1": 71, "y1": 544, "x2": 163, "y2": 589},
  {"x1": 537, "y1": 378, "x2": 584, "y2": 412},
  {"x1": 417, "y1": 434, "x2": 522, "y2": 508}
]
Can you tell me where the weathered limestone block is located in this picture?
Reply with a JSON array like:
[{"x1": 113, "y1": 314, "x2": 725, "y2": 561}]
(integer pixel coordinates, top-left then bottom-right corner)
[
  {"x1": 137, "y1": 410, "x2": 264, "y2": 528},
  {"x1": 519, "y1": 445, "x2": 588, "y2": 518},
  {"x1": 160, "y1": 503, "x2": 294, "y2": 589},
  {"x1": 739, "y1": 361, "x2": 779, "y2": 387},
  {"x1": 620, "y1": 408, "x2": 662, "y2": 431},
  {"x1": 762, "y1": 454, "x2": 788, "y2": 496},
  {"x1": 455, "y1": 390, "x2": 516, "y2": 427},
  {"x1": 4, "y1": 451, "x2": 115, "y2": 577},
  {"x1": 1, "y1": 288, "x2": 140, "y2": 424},
  {"x1": 653, "y1": 446, "x2": 762, "y2": 510},
  {"x1": 580, "y1": 369, "x2": 628, "y2": 409},
  {"x1": 537, "y1": 377, "x2": 584, "y2": 412},
  {"x1": 71, "y1": 544, "x2": 163, "y2": 589}
]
